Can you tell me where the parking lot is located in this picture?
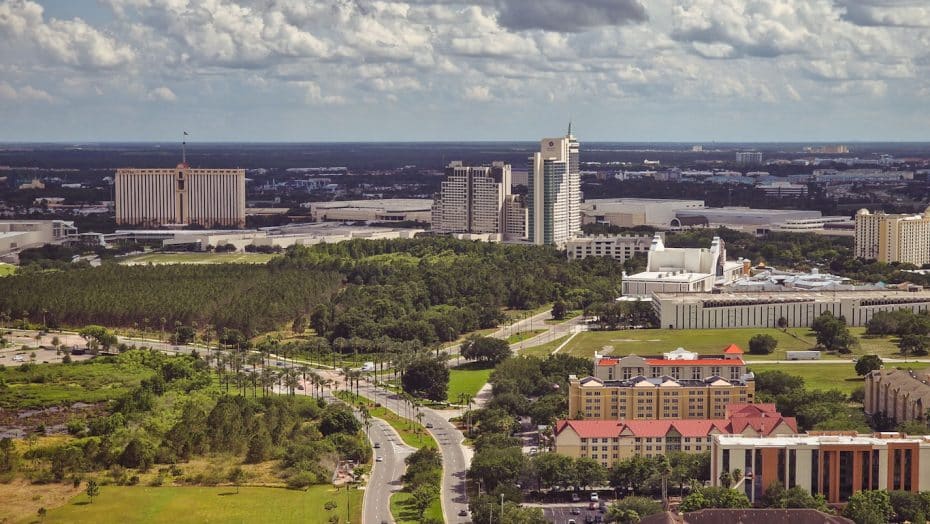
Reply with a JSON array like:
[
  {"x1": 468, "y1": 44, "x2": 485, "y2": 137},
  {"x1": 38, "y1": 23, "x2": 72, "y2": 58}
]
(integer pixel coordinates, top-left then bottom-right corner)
[{"x1": 537, "y1": 504, "x2": 605, "y2": 524}]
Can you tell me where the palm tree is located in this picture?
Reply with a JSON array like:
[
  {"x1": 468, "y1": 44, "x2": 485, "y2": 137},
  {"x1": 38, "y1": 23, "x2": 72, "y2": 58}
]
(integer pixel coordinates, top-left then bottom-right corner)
[
  {"x1": 159, "y1": 317, "x2": 167, "y2": 342},
  {"x1": 248, "y1": 370, "x2": 258, "y2": 397},
  {"x1": 298, "y1": 365, "x2": 310, "y2": 396}
]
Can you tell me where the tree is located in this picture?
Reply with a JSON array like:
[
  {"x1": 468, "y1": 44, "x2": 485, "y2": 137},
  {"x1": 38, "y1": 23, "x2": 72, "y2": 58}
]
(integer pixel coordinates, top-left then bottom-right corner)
[
  {"x1": 552, "y1": 301, "x2": 567, "y2": 321},
  {"x1": 889, "y1": 490, "x2": 926, "y2": 524},
  {"x1": 844, "y1": 490, "x2": 893, "y2": 524},
  {"x1": 246, "y1": 427, "x2": 273, "y2": 463},
  {"x1": 784, "y1": 486, "x2": 829, "y2": 512},
  {"x1": 899, "y1": 334, "x2": 930, "y2": 357},
  {"x1": 411, "y1": 485, "x2": 439, "y2": 520},
  {"x1": 85, "y1": 479, "x2": 100, "y2": 503},
  {"x1": 748, "y1": 334, "x2": 778, "y2": 355},
  {"x1": 573, "y1": 457, "x2": 607, "y2": 490},
  {"x1": 0, "y1": 437, "x2": 18, "y2": 473},
  {"x1": 460, "y1": 336, "x2": 511, "y2": 365},
  {"x1": 896, "y1": 419, "x2": 930, "y2": 435},
  {"x1": 118, "y1": 438, "x2": 153, "y2": 470},
  {"x1": 810, "y1": 311, "x2": 857, "y2": 353},
  {"x1": 679, "y1": 486, "x2": 750, "y2": 513},
  {"x1": 607, "y1": 496, "x2": 663, "y2": 522},
  {"x1": 855, "y1": 355, "x2": 883, "y2": 376},
  {"x1": 319, "y1": 404, "x2": 361, "y2": 436},
  {"x1": 401, "y1": 355, "x2": 449, "y2": 402},
  {"x1": 609, "y1": 455, "x2": 660, "y2": 495},
  {"x1": 79, "y1": 325, "x2": 117, "y2": 353}
]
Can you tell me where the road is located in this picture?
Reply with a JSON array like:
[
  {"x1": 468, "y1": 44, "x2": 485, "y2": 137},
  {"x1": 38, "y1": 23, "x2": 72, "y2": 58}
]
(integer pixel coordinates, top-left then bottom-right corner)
[
  {"x1": 355, "y1": 381, "x2": 471, "y2": 524},
  {"x1": 363, "y1": 417, "x2": 414, "y2": 524}
]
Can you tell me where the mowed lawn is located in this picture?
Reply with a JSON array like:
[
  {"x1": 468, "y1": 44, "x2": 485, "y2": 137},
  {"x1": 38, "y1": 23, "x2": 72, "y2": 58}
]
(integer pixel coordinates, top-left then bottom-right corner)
[
  {"x1": 747, "y1": 362, "x2": 930, "y2": 394},
  {"x1": 0, "y1": 263, "x2": 15, "y2": 277},
  {"x1": 518, "y1": 335, "x2": 571, "y2": 358},
  {"x1": 40, "y1": 485, "x2": 363, "y2": 524},
  {"x1": 119, "y1": 252, "x2": 276, "y2": 265},
  {"x1": 447, "y1": 362, "x2": 493, "y2": 403},
  {"x1": 390, "y1": 491, "x2": 443, "y2": 524}
]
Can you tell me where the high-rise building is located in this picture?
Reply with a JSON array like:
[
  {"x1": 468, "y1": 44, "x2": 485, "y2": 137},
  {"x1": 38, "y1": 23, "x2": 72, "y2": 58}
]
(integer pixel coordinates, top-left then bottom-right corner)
[
  {"x1": 735, "y1": 151, "x2": 763, "y2": 166},
  {"x1": 431, "y1": 161, "x2": 525, "y2": 239},
  {"x1": 115, "y1": 164, "x2": 246, "y2": 228},
  {"x1": 855, "y1": 208, "x2": 930, "y2": 265},
  {"x1": 528, "y1": 128, "x2": 580, "y2": 246}
]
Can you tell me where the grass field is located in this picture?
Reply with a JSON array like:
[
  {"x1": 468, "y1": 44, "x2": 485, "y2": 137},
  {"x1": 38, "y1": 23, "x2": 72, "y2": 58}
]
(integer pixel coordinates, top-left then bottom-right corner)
[
  {"x1": 506, "y1": 329, "x2": 546, "y2": 345},
  {"x1": 38, "y1": 485, "x2": 362, "y2": 524},
  {"x1": 447, "y1": 362, "x2": 494, "y2": 403},
  {"x1": 0, "y1": 360, "x2": 155, "y2": 409},
  {"x1": 390, "y1": 490, "x2": 443, "y2": 524},
  {"x1": 119, "y1": 252, "x2": 276, "y2": 265},
  {"x1": 0, "y1": 263, "x2": 15, "y2": 277},
  {"x1": 518, "y1": 335, "x2": 571, "y2": 358},
  {"x1": 747, "y1": 362, "x2": 929, "y2": 394}
]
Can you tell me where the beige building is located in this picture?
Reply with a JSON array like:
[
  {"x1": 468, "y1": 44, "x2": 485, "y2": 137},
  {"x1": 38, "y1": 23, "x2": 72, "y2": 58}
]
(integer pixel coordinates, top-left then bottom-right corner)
[
  {"x1": 431, "y1": 161, "x2": 526, "y2": 239},
  {"x1": 653, "y1": 289, "x2": 930, "y2": 330},
  {"x1": 528, "y1": 130, "x2": 580, "y2": 246},
  {"x1": 855, "y1": 208, "x2": 930, "y2": 265},
  {"x1": 580, "y1": 198, "x2": 704, "y2": 228},
  {"x1": 308, "y1": 199, "x2": 432, "y2": 223},
  {"x1": 565, "y1": 233, "x2": 656, "y2": 261},
  {"x1": 712, "y1": 432, "x2": 930, "y2": 504},
  {"x1": 864, "y1": 367, "x2": 930, "y2": 425},
  {"x1": 115, "y1": 165, "x2": 246, "y2": 228},
  {"x1": 568, "y1": 347, "x2": 755, "y2": 420},
  {"x1": 555, "y1": 404, "x2": 796, "y2": 467}
]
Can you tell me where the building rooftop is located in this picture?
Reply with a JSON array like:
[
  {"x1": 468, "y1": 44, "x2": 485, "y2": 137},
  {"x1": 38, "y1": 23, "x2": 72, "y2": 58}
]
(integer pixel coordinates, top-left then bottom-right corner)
[
  {"x1": 653, "y1": 289, "x2": 930, "y2": 304},
  {"x1": 715, "y1": 432, "x2": 930, "y2": 447}
]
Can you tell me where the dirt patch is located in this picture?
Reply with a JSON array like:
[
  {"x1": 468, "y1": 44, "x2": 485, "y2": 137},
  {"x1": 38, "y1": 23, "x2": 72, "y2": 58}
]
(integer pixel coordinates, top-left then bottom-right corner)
[
  {"x1": 0, "y1": 478, "x2": 82, "y2": 523},
  {"x1": 0, "y1": 402, "x2": 106, "y2": 439}
]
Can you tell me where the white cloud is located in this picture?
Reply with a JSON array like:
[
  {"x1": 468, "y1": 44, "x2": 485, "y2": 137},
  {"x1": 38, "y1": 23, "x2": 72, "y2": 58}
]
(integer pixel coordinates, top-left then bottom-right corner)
[
  {"x1": 463, "y1": 85, "x2": 492, "y2": 101},
  {"x1": 146, "y1": 86, "x2": 177, "y2": 102},
  {"x1": 296, "y1": 81, "x2": 345, "y2": 105},
  {"x1": 0, "y1": 81, "x2": 54, "y2": 102}
]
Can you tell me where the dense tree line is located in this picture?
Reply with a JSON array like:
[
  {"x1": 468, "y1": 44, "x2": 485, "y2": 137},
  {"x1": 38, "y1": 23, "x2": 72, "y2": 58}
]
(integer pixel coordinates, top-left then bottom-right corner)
[
  {"x1": 0, "y1": 265, "x2": 342, "y2": 336},
  {"x1": 866, "y1": 309, "x2": 930, "y2": 356}
]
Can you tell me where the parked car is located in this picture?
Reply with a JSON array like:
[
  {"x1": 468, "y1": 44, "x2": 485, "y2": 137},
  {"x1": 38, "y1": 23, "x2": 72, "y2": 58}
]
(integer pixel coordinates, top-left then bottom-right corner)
[
  {"x1": 590, "y1": 492, "x2": 599, "y2": 502},
  {"x1": 425, "y1": 422, "x2": 433, "y2": 428},
  {"x1": 570, "y1": 507, "x2": 581, "y2": 515},
  {"x1": 571, "y1": 493, "x2": 580, "y2": 502},
  {"x1": 458, "y1": 509, "x2": 468, "y2": 516},
  {"x1": 373, "y1": 442, "x2": 381, "y2": 448}
]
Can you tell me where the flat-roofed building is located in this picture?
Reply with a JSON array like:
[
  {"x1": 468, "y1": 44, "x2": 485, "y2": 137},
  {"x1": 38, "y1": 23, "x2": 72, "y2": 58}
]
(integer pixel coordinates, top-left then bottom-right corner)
[
  {"x1": 116, "y1": 165, "x2": 245, "y2": 228},
  {"x1": 581, "y1": 198, "x2": 704, "y2": 228},
  {"x1": 864, "y1": 367, "x2": 930, "y2": 426},
  {"x1": 0, "y1": 220, "x2": 76, "y2": 257},
  {"x1": 555, "y1": 403, "x2": 796, "y2": 467},
  {"x1": 712, "y1": 432, "x2": 930, "y2": 504},
  {"x1": 566, "y1": 233, "x2": 656, "y2": 261},
  {"x1": 855, "y1": 208, "x2": 930, "y2": 265},
  {"x1": 568, "y1": 346, "x2": 755, "y2": 420},
  {"x1": 622, "y1": 234, "x2": 744, "y2": 297},
  {"x1": 308, "y1": 199, "x2": 433, "y2": 223},
  {"x1": 653, "y1": 289, "x2": 930, "y2": 330}
]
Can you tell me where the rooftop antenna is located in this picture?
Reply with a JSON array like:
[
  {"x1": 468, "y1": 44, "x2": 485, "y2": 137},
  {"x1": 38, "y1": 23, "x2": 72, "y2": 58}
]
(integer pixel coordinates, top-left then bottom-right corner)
[
  {"x1": 182, "y1": 131, "x2": 189, "y2": 166},
  {"x1": 567, "y1": 117, "x2": 573, "y2": 137}
]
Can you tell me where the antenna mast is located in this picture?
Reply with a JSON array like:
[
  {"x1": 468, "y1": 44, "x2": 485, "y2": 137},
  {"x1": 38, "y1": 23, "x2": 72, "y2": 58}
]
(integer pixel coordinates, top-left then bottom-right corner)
[{"x1": 182, "y1": 131, "x2": 189, "y2": 166}]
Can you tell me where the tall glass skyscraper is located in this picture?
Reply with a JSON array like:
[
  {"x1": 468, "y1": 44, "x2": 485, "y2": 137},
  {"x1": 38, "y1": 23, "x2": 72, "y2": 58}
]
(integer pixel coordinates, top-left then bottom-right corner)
[{"x1": 528, "y1": 127, "x2": 580, "y2": 246}]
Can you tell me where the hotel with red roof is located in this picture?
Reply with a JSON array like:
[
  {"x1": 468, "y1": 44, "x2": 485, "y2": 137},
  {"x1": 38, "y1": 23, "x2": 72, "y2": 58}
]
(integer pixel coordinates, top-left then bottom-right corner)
[{"x1": 568, "y1": 346, "x2": 755, "y2": 421}]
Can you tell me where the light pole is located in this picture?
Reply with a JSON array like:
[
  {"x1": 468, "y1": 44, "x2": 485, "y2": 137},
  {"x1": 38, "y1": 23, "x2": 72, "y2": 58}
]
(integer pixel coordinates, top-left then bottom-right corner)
[{"x1": 500, "y1": 492, "x2": 504, "y2": 523}]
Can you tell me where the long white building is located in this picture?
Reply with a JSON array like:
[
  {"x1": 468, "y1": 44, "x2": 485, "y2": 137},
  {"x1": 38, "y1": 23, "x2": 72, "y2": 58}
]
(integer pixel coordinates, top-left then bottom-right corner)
[
  {"x1": 115, "y1": 164, "x2": 246, "y2": 228},
  {"x1": 528, "y1": 129, "x2": 580, "y2": 246}
]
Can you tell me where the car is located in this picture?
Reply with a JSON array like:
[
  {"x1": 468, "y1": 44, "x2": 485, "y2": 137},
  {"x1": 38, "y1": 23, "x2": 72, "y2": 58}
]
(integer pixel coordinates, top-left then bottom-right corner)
[
  {"x1": 275, "y1": 361, "x2": 285, "y2": 367},
  {"x1": 568, "y1": 520, "x2": 576, "y2": 524},
  {"x1": 590, "y1": 492, "x2": 599, "y2": 502},
  {"x1": 589, "y1": 502, "x2": 597, "y2": 510},
  {"x1": 373, "y1": 442, "x2": 381, "y2": 448},
  {"x1": 458, "y1": 509, "x2": 468, "y2": 517},
  {"x1": 571, "y1": 493, "x2": 580, "y2": 502},
  {"x1": 425, "y1": 422, "x2": 433, "y2": 428},
  {"x1": 376, "y1": 456, "x2": 383, "y2": 462},
  {"x1": 570, "y1": 508, "x2": 581, "y2": 515}
]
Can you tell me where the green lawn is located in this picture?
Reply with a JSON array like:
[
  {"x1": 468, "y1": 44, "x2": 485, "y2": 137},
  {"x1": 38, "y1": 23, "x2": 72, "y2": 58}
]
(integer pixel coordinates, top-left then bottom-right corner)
[
  {"x1": 0, "y1": 359, "x2": 155, "y2": 409},
  {"x1": 506, "y1": 329, "x2": 546, "y2": 345},
  {"x1": 518, "y1": 335, "x2": 571, "y2": 358},
  {"x1": 119, "y1": 252, "x2": 276, "y2": 265},
  {"x1": 447, "y1": 362, "x2": 493, "y2": 403},
  {"x1": 747, "y1": 362, "x2": 930, "y2": 394},
  {"x1": 337, "y1": 392, "x2": 436, "y2": 450},
  {"x1": 0, "y1": 263, "x2": 15, "y2": 277},
  {"x1": 38, "y1": 485, "x2": 362, "y2": 524},
  {"x1": 390, "y1": 490, "x2": 443, "y2": 524}
]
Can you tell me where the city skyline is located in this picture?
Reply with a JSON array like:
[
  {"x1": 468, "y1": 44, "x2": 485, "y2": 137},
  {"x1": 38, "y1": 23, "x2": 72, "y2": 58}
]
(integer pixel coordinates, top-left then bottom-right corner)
[{"x1": 1, "y1": 0, "x2": 929, "y2": 142}]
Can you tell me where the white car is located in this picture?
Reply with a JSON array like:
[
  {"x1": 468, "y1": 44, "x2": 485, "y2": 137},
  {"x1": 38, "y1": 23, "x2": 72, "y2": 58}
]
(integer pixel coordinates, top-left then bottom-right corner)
[
  {"x1": 590, "y1": 493, "x2": 598, "y2": 502},
  {"x1": 376, "y1": 456, "x2": 383, "y2": 462}
]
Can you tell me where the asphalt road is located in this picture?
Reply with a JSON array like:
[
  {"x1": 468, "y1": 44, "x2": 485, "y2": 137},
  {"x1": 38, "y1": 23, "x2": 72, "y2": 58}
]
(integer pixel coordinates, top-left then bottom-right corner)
[
  {"x1": 363, "y1": 417, "x2": 414, "y2": 524},
  {"x1": 357, "y1": 382, "x2": 471, "y2": 524}
]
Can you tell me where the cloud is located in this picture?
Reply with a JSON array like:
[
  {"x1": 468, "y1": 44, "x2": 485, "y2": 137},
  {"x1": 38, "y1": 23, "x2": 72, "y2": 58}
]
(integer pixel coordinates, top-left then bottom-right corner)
[
  {"x1": 296, "y1": 81, "x2": 345, "y2": 105},
  {"x1": 146, "y1": 86, "x2": 177, "y2": 102},
  {"x1": 463, "y1": 85, "x2": 492, "y2": 101},
  {"x1": 0, "y1": 81, "x2": 54, "y2": 102},
  {"x1": 0, "y1": 0, "x2": 134, "y2": 69},
  {"x1": 838, "y1": 0, "x2": 930, "y2": 27},
  {"x1": 494, "y1": 0, "x2": 647, "y2": 32}
]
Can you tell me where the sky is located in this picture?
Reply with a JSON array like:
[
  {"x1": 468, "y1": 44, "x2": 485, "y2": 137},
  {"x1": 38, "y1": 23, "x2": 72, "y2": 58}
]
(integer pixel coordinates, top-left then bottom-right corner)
[{"x1": 0, "y1": 0, "x2": 929, "y2": 142}]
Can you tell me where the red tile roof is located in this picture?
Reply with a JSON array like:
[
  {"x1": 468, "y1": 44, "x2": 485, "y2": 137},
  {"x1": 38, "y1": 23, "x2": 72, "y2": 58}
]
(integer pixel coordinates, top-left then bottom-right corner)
[
  {"x1": 723, "y1": 344, "x2": 744, "y2": 354},
  {"x1": 597, "y1": 358, "x2": 620, "y2": 367}
]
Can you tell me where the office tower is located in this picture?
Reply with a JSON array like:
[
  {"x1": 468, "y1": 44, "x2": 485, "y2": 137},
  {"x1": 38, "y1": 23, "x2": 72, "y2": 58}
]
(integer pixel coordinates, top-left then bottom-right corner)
[
  {"x1": 528, "y1": 127, "x2": 580, "y2": 246},
  {"x1": 735, "y1": 151, "x2": 763, "y2": 166},
  {"x1": 431, "y1": 161, "x2": 524, "y2": 238},
  {"x1": 855, "y1": 208, "x2": 930, "y2": 265},
  {"x1": 115, "y1": 164, "x2": 246, "y2": 228}
]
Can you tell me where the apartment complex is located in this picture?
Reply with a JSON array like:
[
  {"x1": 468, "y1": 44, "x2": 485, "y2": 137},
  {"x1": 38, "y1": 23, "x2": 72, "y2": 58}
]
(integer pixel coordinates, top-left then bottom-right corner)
[
  {"x1": 565, "y1": 233, "x2": 656, "y2": 261},
  {"x1": 528, "y1": 129, "x2": 580, "y2": 246},
  {"x1": 864, "y1": 367, "x2": 930, "y2": 425},
  {"x1": 736, "y1": 151, "x2": 763, "y2": 166},
  {"x1": 567, "y1": 347, "x2": 755, "y2": 420},
  {"x1": 431, "y1": 161, "x2": 525, "y2": 239},
  {"x1": 712, "y1": 433, "x2": 930, "y2": 504},
  {"x1": 555, "y1": 403, "x2": 796, "y2": 466},
  {"x1": 115, "y1": 165, "x2": 246, "y2": 228},
  {"x1": 855, "y1": 208, "x2": 930, "y2": 265}
]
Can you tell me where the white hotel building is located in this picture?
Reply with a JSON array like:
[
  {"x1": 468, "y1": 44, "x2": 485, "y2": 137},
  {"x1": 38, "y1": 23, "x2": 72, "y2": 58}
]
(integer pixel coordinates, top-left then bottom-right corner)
[
  {"x1": 115, "y1": 165, "x2": 246, "y2": 228},
  {"x1": 528, "y1": 130, "x2": 580, "y2": 247}
]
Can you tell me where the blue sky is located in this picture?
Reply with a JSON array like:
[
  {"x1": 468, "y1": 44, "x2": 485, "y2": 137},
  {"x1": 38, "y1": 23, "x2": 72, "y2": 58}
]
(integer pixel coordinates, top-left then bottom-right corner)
[{"x1": 0, "y1": 0, "x2": 929, "y2": 142}]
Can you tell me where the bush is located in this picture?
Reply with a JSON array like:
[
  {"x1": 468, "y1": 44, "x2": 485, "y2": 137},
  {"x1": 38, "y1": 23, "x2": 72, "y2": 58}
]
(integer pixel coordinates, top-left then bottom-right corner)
[
  {"x1": 748, "y1": 334, "x2": 778, "y2": 355},
  {"x1": 286, "y1": 471, "x2": 316, "y2": 490}
]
